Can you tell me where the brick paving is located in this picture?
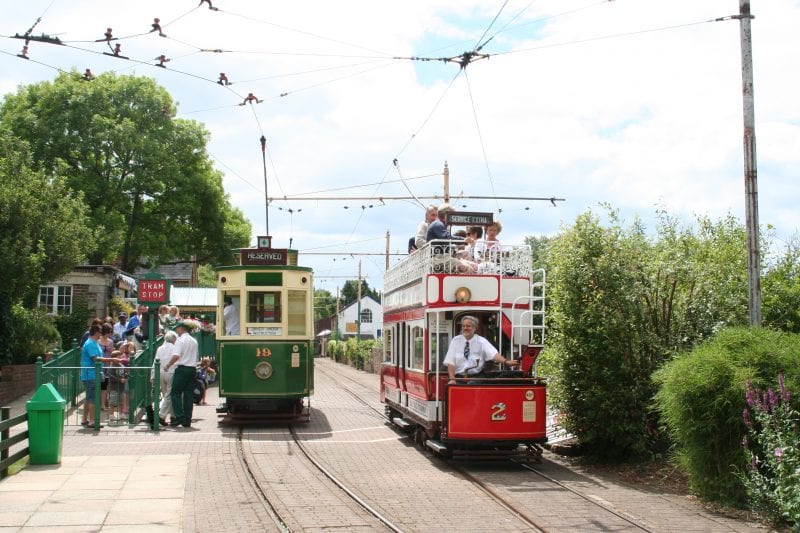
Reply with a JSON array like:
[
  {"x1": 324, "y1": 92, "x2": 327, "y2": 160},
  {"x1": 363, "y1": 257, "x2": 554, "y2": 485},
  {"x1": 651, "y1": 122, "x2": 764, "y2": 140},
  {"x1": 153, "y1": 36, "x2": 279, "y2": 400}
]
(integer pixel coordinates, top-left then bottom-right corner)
[{"x1": 0, "y1": 358, "x2": 770, "y2": 532}]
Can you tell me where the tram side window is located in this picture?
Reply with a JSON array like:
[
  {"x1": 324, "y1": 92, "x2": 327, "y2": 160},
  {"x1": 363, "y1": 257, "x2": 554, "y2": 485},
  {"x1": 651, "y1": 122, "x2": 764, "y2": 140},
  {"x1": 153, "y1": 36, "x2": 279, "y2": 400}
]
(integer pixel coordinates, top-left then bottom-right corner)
[
  {"x1": 287, "y1": 290, "x2": 306, "y2": 335},
  {"x1": 248, "y1": 291, "x2": 281, "y2": 323},
  {"x1": 410, "y1": 326, "x2": 424, "y2": 370},
  {"x1": 220, "y1": 292, "x2": 241, "y2": 336},
  {"x1": 383, "y1": 328, "x2": 393, "y2": 363},
  {"x1": 430, "y1": 332, "x2": 450, "y2": 371}
]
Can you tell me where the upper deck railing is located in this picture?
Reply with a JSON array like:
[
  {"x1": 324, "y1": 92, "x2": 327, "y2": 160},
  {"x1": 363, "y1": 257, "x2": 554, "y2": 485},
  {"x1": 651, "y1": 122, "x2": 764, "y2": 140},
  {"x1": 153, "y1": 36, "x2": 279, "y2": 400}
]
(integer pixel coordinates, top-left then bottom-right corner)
[{"x1": 384, "y1": 240, "x2": 533, "y2": 294}]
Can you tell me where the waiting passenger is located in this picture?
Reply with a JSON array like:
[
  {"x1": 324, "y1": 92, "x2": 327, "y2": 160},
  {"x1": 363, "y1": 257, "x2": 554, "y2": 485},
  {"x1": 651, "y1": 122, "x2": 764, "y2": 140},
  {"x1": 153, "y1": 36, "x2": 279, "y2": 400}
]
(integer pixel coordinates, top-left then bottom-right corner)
[{"x1": 445, "y1": 316, "x2": 518, "y2": 383}]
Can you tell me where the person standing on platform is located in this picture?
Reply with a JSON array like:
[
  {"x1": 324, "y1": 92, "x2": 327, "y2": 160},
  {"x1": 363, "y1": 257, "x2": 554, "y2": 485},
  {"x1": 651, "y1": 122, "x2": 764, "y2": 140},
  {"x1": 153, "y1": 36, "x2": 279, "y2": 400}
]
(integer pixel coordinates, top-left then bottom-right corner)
[
  {"x1": 152, "y1": 330, "x2": 178, "y2": 426},
  {"x1": 164, "y1": 321, "x2": 199, "y2": 427},
  {"x1": 80, "y1": 324, "x2": 119, "y2": 427}
]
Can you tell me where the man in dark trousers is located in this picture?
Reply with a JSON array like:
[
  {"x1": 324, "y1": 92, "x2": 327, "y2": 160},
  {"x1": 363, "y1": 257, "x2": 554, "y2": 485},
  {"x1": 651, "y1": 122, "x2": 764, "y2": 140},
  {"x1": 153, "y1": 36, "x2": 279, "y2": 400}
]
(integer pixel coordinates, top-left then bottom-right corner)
[{"x1": 163, "y1": 321, "x2": 199, "y2": 427}]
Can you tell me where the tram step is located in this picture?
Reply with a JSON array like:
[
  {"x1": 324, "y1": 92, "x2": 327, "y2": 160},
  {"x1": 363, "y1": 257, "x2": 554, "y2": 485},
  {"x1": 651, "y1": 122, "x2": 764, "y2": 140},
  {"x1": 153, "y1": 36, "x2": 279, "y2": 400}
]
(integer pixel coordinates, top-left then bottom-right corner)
[
  {"x1": 425, "y1": 439, "x2": 448, "y2": 453},
  {"x1": 391, "y1": 417, "x2": 412, "y2": 429}
]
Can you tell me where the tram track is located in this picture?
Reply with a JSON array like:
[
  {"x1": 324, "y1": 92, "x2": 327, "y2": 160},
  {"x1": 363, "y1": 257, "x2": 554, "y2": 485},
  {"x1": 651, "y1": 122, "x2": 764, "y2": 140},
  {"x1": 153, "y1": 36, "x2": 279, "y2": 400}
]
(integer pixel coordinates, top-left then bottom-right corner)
[
  {"x1": 288, "y1": 425, "x2": 404, "y2": 532},
  {"x1": 235, "y1": 427, "x2": 292, "y2": 533},
  {"x1": 318, "y1": 360, "x2": 657, "y2": 532},
  {"x1": 235, "y1": 416, "x2": 400, "y2": 532}
]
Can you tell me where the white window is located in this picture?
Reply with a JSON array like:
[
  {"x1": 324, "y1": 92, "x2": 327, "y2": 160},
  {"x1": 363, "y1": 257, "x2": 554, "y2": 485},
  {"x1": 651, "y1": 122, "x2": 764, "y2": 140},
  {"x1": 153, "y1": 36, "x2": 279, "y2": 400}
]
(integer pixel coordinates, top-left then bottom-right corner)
[
  {"x1": 360, "y1": 308, "x2": 373, "y2": 324},
  {"x1": 39, "y1": 285, "x2": 73, "y2": 314}
]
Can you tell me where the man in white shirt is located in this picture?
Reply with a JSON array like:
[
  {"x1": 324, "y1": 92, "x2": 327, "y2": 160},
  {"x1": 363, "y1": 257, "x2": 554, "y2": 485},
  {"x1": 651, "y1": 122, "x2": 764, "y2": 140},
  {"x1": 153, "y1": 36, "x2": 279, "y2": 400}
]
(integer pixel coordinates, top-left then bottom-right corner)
[
  {"x1": 444, "y1": 316, "x2": 518, "y2": 383},
  {"x1": 223, "y1": 296, "x2": 240, "y2": 335},
  {"x1": 164, "y1": 322, "x2": 199, "y2": 427},
  {"x1": 151, "y1": 330, "x2": 178, "y2": 426}
]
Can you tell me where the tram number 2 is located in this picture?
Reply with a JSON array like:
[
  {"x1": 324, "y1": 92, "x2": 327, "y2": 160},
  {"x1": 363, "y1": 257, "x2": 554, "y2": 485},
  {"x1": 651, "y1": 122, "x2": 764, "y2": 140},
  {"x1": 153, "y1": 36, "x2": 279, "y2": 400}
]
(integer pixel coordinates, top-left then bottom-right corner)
[{"x1": 490, "y1": 402, "x2": 507, "y2": 421}]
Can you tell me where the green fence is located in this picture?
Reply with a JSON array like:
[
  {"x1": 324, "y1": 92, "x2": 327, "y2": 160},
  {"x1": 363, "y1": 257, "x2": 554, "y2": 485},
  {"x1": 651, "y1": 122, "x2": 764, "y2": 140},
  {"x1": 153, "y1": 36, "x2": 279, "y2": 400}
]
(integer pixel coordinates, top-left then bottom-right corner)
[
  {"x1": 36, "y1": 336, "x2": 165, "y2": 430},
  {"x1": 35, "y1": 342, "x2": 81, "y2": 408}
]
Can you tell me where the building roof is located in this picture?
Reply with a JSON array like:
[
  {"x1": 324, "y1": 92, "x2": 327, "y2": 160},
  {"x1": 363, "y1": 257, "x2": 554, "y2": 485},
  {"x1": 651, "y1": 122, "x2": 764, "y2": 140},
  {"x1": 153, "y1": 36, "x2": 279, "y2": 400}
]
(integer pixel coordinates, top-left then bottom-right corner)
[
  {"x1": 134, "y1": 262, "x2": 193, "y2": 281},
  {"x1": 169, "y1": 287, "x2": 217, "y2": 308},
  {"x1": 340, "y1": 295, "x2": 381, "y2": 313}
]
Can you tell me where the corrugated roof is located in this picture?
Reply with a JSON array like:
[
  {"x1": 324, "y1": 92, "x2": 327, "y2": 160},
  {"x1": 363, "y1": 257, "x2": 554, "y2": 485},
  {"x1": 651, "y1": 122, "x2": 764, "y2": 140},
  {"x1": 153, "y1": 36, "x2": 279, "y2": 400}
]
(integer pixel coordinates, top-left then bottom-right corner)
[{"x1": 169, "y1": 287, "x2": 217, "y2": 307}]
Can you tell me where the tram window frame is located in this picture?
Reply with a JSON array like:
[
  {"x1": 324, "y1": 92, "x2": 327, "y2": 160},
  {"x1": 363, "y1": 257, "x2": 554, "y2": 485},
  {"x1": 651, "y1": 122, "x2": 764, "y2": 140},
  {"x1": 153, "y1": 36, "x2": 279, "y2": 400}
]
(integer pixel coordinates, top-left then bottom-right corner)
[
  {"x1": 410, "y1": 325, "x2": 424, "y2": 371},
  {"x1": 287, "y1": 289, "x2": 307, "y2": 335},
  {"x1": 219, "y1": 291, "x2": 241, "y2": 337},
  {"x1": 247, "y1": 290, "x2": 282, "y2": 324},
  {"x1": 427, "y1": 315, "x2": 451, "y2": 371},
  {"x1": 383, "y1": 327, "x2": 393, "y2": 363}
]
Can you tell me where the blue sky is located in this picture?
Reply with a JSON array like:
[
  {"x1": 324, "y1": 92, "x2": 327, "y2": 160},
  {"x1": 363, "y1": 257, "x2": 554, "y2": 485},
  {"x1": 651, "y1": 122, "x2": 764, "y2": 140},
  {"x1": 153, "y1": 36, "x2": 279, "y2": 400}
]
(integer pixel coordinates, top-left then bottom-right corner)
[{"x1": 2, "y1": 0, "x2": 799, "y2": 294}]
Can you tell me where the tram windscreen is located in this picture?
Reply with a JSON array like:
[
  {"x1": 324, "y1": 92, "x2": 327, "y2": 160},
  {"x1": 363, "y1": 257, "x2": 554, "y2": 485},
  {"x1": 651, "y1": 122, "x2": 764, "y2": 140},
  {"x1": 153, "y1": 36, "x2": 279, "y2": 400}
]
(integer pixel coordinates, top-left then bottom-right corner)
[{"x1": 248, "y1": 291, "x2": 281, "y2": 323}]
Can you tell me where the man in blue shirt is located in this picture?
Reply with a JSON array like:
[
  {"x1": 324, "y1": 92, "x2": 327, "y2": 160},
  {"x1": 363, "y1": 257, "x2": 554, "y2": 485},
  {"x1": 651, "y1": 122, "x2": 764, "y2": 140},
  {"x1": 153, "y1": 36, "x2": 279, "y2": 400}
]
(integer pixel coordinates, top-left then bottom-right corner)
[{"x1": 81, "y1": 324, "x2": 118, "y2": 427}]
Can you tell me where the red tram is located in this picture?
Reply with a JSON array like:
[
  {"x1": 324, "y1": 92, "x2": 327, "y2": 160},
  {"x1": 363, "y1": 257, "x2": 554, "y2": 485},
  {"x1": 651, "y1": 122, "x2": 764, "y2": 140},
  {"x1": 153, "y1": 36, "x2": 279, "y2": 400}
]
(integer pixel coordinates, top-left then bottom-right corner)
[{"x1": 380, "y1": 212, "x2": 547, "y2": 462}]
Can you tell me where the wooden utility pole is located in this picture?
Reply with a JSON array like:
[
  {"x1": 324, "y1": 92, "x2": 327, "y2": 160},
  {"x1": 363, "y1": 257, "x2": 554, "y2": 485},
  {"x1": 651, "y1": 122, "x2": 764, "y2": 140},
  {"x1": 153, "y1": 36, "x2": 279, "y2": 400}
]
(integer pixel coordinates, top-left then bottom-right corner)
[
  {"x1": 335, "y1": 286, "x2": 340, "y2": 341},
  {"x1": 443, "y1": 161, "x2": 450, "y2": 203},
  {"x1": 356, "y1": 261, "x2": 362, "y2": 341},
  {"x1": 385, "y1": 230, "x2": 390, "y2": 271},
  {"x1": 738, "y1": 0, "x2": 761, "y2": 326}
]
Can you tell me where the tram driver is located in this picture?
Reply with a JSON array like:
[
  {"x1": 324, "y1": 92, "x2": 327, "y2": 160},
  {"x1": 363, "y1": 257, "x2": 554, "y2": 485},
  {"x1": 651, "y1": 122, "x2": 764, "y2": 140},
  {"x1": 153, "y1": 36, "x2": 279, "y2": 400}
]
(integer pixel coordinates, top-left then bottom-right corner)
[{"x1": 445, "y1": 315, "x2": 518, "y2": 384}]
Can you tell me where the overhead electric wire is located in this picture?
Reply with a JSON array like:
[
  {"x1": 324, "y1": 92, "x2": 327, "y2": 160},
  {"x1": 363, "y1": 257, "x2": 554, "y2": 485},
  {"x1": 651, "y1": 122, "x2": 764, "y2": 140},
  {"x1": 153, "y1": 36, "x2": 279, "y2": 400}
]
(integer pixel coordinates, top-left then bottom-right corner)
[
  {"x1": 218, "y1": 7, "x2": 392, "y2": 58},
  {"x1": 494, "y1": 17, "x2": 725, "y2": 58},
  {"x1": 279, "y1": 173, "x2": 439, "y2": 197},
  {"x1": 473, "y1": 0, "x2": 511, "y2": 51}
]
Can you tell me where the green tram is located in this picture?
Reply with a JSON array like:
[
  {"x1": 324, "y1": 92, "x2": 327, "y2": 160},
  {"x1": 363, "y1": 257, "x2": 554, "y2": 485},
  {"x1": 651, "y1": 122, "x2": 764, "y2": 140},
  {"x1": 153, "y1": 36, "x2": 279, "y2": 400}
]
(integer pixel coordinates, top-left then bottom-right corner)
[{"x1": 215, "y1": 236, "x2": 314, "y2": 421}]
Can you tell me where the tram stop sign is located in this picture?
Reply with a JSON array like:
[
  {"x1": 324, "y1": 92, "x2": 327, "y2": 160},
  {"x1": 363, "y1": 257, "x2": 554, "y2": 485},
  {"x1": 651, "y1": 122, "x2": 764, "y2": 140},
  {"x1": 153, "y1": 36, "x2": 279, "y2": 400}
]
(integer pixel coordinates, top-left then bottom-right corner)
[
  {"x1": 137, "y1": 273, "x2": 171, "y2": 342},
  {"x1": 137, "y1": 273, "x2": 171, "y2": 307}
]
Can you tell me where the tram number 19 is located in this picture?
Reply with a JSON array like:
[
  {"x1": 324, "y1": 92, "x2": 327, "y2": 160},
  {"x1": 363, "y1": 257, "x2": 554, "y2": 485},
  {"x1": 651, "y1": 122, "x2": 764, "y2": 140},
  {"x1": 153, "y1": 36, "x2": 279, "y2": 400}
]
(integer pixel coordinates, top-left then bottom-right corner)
[{"x1": 491, "y1": 402, "x2": 507, "y2": 421}]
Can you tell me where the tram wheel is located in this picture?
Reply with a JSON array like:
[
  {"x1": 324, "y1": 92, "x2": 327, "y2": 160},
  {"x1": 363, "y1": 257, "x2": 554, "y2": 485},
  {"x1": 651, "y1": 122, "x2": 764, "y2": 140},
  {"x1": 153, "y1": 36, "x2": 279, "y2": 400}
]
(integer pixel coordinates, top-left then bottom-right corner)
[{"x1": 414, "y1": 427, "x2": 428, "y2": 448}]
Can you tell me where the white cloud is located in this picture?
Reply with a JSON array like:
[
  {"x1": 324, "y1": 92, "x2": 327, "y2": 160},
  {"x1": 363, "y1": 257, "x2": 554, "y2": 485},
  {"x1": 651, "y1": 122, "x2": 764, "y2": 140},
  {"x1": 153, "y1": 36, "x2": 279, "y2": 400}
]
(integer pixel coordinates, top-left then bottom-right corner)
[{"x1": 2, "y1": 0, "x2": 798, "y2": 292}]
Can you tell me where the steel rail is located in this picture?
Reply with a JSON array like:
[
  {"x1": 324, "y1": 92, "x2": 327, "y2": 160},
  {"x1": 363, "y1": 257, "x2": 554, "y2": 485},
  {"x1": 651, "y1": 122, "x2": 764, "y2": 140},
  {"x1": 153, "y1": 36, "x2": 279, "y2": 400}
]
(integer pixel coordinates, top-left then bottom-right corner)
[
  {"x1": 288, "y1": 425, "x2": 404, "y2": 533},
  {"x1": 235, "y1": 427, "x2": 291, "y2": 533}
]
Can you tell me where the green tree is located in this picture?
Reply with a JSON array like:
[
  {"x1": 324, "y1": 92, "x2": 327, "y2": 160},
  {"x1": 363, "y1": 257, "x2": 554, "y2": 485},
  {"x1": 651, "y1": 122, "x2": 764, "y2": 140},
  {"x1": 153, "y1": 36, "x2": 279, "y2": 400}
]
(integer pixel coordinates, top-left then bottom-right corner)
[
  {"x1": 197, "y1": 264, "x2": 217, "y2": 288},
  {"x1": 0, "y1": 132, "x2": 92, "y2": 362},
  {"x1": 314, "y1": 289, "x2": 337, "y2": 321},
  {"x1": 762, "y1": 235, "x2": 800, "y2": 333},
  {"x1": 0, "y1": 71, "x2": 251, "y2": 272},
  {"x1": 340, "y1": 279, "x2": 380, "y2": 309}
]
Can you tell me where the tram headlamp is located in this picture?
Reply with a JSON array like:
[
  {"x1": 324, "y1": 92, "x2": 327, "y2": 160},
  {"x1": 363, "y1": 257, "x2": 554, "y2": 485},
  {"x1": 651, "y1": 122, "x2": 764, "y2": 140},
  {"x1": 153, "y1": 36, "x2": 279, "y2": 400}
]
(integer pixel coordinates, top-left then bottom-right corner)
[
  {"x1": 454, "y1": 286, "x2": 471, "y2": 303},
  {"x1": 254, "y1": 361, "x2": 273, "y2": 380}
]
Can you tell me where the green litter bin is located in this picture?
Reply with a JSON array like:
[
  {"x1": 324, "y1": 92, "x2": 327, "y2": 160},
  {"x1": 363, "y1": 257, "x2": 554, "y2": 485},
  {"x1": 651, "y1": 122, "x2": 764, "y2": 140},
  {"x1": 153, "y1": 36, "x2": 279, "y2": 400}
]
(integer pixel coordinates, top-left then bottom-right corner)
[{"x1": 26, "y1": 383, "x2": 67, "y2": 465}]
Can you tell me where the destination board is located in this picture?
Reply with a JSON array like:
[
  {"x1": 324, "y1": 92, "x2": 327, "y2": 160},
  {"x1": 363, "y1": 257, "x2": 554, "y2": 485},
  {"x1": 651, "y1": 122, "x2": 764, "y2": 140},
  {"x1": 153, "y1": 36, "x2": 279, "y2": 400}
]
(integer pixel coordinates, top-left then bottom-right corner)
[{"x1": 446, "y1": 211, "x2": 493, "y2": 226}]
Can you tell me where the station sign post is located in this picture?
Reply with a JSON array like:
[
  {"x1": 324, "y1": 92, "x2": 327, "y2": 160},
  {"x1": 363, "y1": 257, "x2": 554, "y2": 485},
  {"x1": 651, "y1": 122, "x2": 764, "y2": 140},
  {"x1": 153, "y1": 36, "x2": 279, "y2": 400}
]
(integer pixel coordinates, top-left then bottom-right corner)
[{"x1": 137, "y1": 273, "x2": 171, "y2": 342}]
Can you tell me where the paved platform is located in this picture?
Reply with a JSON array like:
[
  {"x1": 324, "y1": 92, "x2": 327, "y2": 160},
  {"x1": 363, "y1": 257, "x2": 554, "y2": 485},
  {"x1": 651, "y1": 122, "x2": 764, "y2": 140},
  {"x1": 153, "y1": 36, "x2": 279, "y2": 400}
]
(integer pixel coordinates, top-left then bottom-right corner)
[{"x1": 0, "y1": 359, "x2": 767, "y2": 532}]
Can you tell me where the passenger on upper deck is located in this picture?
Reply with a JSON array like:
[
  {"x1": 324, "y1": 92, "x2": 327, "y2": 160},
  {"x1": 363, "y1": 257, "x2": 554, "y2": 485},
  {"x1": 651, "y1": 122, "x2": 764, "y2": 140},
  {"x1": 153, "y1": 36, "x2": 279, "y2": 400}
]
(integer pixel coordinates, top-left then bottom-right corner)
[
  {"x1": 425, "y1": 204, "x2": 459, "y2": 242},
  {"x1": 445, "y1": 316, "x2": 518, "y2": 384},
  {"x1": 415, "y1": 205, "x2": 438, "y2": 250}
]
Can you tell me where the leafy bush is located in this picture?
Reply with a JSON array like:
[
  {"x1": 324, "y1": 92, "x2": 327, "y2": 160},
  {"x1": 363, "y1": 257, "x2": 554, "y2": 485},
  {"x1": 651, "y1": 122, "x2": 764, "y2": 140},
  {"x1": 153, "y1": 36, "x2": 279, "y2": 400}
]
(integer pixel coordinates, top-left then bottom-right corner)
[
  {"x1": 52, "y1": 297, "x2": 91, "y2": 350},
  {"x1": 653, "y1": 327, "x2": 800, "y2": 505},
  {"x1": 545, "y1": 210, "x2": 750, "y2": 462},
  {"x1": 7, "y1": 304, "x2": 61, "y2": 364},
  {"x1": 327, "y1": 340, "x2": 344, "y2": 362},
  {"x1": 741, "y1": 374, "x2": 800, "y2": 527}
]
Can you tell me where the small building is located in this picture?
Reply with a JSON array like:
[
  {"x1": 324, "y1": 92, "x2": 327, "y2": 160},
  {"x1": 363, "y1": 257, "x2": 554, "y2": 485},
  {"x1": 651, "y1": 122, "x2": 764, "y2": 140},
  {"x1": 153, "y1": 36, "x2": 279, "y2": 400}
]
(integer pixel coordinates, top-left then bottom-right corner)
[
  {"x1": 38, "y1": 265, "x2": 137, "y2": 319},
  {"x1": 336, "y1": 295, "x2": 382, "y2": 339}
]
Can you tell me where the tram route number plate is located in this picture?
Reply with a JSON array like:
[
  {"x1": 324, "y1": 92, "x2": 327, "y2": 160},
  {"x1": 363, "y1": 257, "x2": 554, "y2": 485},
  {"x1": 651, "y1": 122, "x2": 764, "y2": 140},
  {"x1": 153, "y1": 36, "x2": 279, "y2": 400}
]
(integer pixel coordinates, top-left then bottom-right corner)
[
  {"x1": 291, "y1": 353, "x2": 299, "y2": 367},
  {"x1": 248, "y1": 327, "x2": 282, "y2": 336},
  {"x1": 522, "y1": 400, "x2": 537, "y2": 422}
]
